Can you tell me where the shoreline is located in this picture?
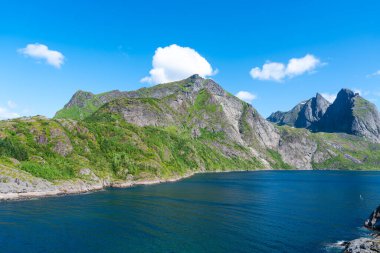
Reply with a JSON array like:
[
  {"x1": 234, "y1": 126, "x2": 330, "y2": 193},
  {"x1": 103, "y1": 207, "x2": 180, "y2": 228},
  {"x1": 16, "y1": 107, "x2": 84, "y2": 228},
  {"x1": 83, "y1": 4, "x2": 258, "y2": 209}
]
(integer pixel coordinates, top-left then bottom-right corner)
[
  {"x1": 0, "y1": 171, "x2": 197, "y2": 201},
  {"x1": 1, "y1": 169, "x2": 378, "y2": 202},
  {"x1": 0, "y1": 168, "x2": 268, "y2": 201}
]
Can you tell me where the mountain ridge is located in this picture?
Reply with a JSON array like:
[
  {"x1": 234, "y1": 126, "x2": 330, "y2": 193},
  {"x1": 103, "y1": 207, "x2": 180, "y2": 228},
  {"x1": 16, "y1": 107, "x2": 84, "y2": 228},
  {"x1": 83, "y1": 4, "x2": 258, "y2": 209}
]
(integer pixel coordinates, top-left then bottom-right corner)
[
  {"x1": 268, "y1": 88, "x2": 380, "y2": 142},
  {"x1": 1, "y1": 75, "x2": 380, "y2": 199}
]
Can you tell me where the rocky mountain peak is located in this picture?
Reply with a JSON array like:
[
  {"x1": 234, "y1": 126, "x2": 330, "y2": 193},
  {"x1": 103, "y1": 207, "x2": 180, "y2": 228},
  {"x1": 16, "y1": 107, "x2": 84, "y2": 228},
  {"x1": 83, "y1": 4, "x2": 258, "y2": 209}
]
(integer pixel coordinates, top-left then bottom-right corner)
[
  {"x1": 267, "y1": 92, "x2": 330, "y2": 129},
  {"x1": 64, "y1": 90, "x2": 95, "y2": 109},
  {"x1": 189, "y1": 74, "x2": 202, "y2": 80},
  {"x1": 315, "y1": 93, "x2": 325, "y2": 101},
  {"x1": 336, "y1": 88, "x2": 356, "y2": 101},
  {"x1": 299, "y1": 88, "x2": 380, "y2": 142}
]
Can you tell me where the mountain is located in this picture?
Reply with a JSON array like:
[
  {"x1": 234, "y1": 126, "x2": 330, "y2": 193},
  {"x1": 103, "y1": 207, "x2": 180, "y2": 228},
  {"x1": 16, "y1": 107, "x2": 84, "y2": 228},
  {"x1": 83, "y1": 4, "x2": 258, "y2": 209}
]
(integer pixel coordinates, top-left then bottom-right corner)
[
  {"x1": 317, "y1": 89, "x2": 380, "y2": 142},
  {"x1": 268, "y1": 88, "x2": 380, "y2": 142},
  {"x1": 267, "y1": 93, "x2": 330, "y2": 129},
  {"x1": 55, "y1": 75, "x2": 209, "y2": 120},
  {"x1": 1, "y1": 76, "x2": 380, "y2": 199}
]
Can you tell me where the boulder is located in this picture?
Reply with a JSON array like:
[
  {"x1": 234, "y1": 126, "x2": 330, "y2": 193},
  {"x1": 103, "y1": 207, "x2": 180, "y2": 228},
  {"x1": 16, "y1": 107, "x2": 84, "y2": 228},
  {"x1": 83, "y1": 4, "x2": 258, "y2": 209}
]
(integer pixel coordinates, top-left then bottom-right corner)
[{"x1": 344, "y1": 237, "x2": 380, "y2": 253}]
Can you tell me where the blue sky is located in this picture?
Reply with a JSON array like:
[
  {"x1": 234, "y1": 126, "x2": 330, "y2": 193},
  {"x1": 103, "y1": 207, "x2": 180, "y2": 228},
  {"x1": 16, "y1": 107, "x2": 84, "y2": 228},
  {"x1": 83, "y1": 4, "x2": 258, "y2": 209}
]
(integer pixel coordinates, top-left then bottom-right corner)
[{"x1": 1, "y1": 0, "x2": 380, "y2": 118}]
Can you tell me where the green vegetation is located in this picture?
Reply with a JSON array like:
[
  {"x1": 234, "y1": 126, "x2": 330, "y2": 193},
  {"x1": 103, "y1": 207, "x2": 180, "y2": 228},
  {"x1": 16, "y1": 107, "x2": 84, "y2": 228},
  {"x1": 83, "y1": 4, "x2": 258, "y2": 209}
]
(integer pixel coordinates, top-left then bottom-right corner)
[
  {"x1": 20, "y1": 161, "x2": 74, "y2": 180},
  {"x1": 3, "y1": 77, "x2": 380, "y2": 186},
  {"x1": 353, "y1": 96, "x2": 376, "y2": 118},
  {"x1": 55, "y1": 96, "x2": 101, "y2": 120},
  {"x1": 266, "y1": 149, "x2": 292, "y2": 169},
  {"x1": 0, "y1": 138, "x2": 28, "y2": 161},
  {"x1": 0, "y1": 114, "x2": 264, "y2": 182}
]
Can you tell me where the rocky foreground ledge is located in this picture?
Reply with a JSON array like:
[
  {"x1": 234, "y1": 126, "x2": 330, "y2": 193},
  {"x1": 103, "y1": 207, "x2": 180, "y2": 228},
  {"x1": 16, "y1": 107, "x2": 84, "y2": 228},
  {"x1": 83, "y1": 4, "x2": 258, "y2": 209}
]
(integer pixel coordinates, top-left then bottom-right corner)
[
  {"x1": 343, "y1": 206, "x2": 380, "y2": 253},
  {"x1": 344, "y1": 236, "x2": 380, "y2": 253}
]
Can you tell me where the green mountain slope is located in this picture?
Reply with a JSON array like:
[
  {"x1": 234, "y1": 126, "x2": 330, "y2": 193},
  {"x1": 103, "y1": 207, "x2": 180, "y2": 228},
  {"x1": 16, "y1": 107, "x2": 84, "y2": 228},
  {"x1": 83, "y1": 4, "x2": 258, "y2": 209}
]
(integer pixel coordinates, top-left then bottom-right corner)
[{"x1": 1, "y1": 75, "x2": 380, "y2": 198}]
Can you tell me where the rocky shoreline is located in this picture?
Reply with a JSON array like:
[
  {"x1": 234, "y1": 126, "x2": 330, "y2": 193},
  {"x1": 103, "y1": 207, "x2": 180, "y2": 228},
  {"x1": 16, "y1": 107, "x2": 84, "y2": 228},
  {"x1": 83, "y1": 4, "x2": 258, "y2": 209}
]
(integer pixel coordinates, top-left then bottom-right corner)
[
  {"x1": 0, "y1": 165, "x2": 269, "y2": 201},
  {"x1": 342, "y1": 205, "x2": 380, "y2": 253},
  {"x1": 343, "y1": 236, "x2": 380, "y2": 253},
  {"x1": 0, "y1": 165, "x2": 196, "y2": 201}
]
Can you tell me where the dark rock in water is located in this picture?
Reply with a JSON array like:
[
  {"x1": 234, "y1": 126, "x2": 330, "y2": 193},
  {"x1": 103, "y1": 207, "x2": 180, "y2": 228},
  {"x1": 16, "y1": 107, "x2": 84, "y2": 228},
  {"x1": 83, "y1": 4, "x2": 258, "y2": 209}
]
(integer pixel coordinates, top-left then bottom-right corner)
[
  {"x1": 344, "y1": 206, "x2": 380, "y2": 252},
  {"x1": 365, "y1": 205, "x2": 380, "y2": 231}
]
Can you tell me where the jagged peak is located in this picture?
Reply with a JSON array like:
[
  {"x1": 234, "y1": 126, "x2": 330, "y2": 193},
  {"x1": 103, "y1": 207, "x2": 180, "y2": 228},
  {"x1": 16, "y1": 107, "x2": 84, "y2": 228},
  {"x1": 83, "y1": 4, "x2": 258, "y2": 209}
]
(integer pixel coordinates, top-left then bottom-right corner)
[
  {"x1": 64, "y1": 90, "x2": 95, "y2": 109},
  {"x1": 73, "y1": 90, "x2": 94, "y2": 96},
  {"x1": 315, "y1": 93, "x2": 324, "y2": 100},
  {"x1": 336, "y1": 88, "x2": 356, "y2": 100},
  {"x1": 314, "y1": 93, "x2": 331, "y2": 105},
  {"x1": 188, "y1": 74, "x2": 203, "y2": 80}
]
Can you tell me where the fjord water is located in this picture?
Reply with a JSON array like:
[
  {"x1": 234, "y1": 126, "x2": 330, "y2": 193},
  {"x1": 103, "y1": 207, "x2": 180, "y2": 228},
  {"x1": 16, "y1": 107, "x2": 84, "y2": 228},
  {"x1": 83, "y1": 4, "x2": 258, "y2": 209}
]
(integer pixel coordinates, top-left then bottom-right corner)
[{"x1": 1, "y1": 171, "x2": 380, "y2": 253}]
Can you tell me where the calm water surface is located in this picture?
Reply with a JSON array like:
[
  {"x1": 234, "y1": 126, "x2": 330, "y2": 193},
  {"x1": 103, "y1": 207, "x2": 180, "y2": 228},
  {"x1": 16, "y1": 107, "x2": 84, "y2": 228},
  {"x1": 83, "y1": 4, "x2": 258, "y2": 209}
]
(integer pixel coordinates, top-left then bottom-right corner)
[{"x1": 1, "y1": 171, "x2": 380, "y2": 253}]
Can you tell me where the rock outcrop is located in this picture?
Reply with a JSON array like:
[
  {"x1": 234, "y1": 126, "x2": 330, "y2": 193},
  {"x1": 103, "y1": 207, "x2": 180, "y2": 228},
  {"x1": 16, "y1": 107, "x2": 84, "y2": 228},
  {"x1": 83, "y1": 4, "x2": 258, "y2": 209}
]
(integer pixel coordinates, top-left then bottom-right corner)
[
  {"x1": 267, "y1": 93, "x2": 330, "y2": 129},
  {"x1": 344, "y1": 237, "x2": 380, "y2": 253},
  {"x1": 343, "y1": 206, "x2": 380, "y2": 253},
  {"x1": 365, "y1": 205, "x2": 380, "y2": 231}
]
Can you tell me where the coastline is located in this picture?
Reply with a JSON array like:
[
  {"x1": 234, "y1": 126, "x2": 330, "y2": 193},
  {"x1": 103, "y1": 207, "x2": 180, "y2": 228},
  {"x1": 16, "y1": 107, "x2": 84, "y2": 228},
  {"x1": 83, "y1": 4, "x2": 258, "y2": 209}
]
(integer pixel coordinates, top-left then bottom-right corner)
[
  {"x1": 0, "y1": 171, "x2": 197, "y2": 201},
  {"x1": 0, "y1": 168, "x2": 272, "y2": 201},
  {"x1": 0, "y1": 168, "x2": 377, "y2": 202}
]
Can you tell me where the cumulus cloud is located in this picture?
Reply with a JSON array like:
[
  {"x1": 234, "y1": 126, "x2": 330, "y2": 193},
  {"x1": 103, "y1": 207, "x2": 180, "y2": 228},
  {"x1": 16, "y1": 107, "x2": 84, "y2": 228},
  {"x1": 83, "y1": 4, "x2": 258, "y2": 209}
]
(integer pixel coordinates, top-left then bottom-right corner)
[
  {"x1": 250, "y1": 54, "x2": 321, "y2": 81},
  {"x1": 18, "y1": 43, "x2": 64, "y2": 68},
  {"x1": 367, "y1": 70, "x2": 380, "y2": 78},
  {"x1": 250, "y1": 62, "x2": 286, "y2": 82},
  {"x1": 321, "y1": 93, "x2": 336, "y2": 103},
  {"x1": 235, "y1": 91, "x2": 257, "y2": 103},
  {"x1": 141, "y1": 44, "x2": 216, "y2": 85}
]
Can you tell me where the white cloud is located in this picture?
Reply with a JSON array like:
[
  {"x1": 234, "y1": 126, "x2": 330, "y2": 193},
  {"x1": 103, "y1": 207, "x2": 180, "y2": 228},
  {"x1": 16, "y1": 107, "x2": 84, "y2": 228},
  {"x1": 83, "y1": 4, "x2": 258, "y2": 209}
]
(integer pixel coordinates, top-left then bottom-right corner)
[
  {"x1": 235, "y1": 91, "x2": 257, "y2": 103},
  {"x1": 321, "y1": 93, "x2": 336, "y2": 103},
  {"x1": 367, "y1": 70, "x2": 380, "y2": 78},
  {"x1": 0, "y1": 107, "x2": 20, "y2": 120},
  {"x1": 18, "y1": 43, "x2": 64, "y2": 68},
  {"x1": 141, "y1": 44, "x2": 216, "y2": 84},
  {"x1": 250, "y1": 54, "x2": 321, "y2": 81},
  {"x1": 250, "y1": 62, "x2": 286, "y2": 82}
]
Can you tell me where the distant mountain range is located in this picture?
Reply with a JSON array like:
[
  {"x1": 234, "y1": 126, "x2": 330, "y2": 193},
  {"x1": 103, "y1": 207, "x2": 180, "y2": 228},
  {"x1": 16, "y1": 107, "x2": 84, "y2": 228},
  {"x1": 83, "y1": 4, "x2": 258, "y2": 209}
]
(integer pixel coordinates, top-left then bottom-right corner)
[
  {"x1": 1, "y1": 75, "x2": 380, "y2": 199},
  {"x1": 268, "y1": 88, "x2": 380, "y2": 142}
]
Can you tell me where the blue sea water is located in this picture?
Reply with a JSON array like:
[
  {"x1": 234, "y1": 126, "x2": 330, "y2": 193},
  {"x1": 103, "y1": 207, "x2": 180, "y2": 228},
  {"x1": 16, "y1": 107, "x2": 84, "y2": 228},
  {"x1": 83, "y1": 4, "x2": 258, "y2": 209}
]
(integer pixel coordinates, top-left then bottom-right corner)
[{"x1": 1, "y1": 171, "x2": 380, "y2": 253}]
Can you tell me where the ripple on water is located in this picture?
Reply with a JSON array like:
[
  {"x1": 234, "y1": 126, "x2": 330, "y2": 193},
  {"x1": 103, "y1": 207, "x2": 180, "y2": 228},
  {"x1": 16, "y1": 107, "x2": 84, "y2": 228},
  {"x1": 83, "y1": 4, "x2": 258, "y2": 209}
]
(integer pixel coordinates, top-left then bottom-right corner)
[{"x1": 1, "y1": 170, "x2": 380, "y2": 253}]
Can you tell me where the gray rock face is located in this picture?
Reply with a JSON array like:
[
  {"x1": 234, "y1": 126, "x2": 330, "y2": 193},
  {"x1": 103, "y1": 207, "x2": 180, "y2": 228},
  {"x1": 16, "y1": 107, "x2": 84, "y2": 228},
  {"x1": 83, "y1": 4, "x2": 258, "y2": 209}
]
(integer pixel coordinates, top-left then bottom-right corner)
[
  {"x1": 317, "y1": 89, "x2": 380, "y2": 142},
  {"x1": 58, "y1": 75, "x2": 351, "y2": 170},
  {"x1": 267, "y1": 103, "x2": 304, "y2": 127},
  {"x1": 344, "y1": 206, "x2": 380, "y2": 253},
  {"x1": 317, "y1": 89, "x2": 357, "y2": 134},
  {"x1": 267, "y1": 93, "x2": 330, "y2": 129},
  {"x1": 295, "y1": 93, "x2": 331, "y2": 129},
  {"x1": 64, "y1": 90, "x2": 95, "y2": 108},
  {"x1": 277, "y1": 129, "x2": 318, "y2": 170},
  {"x1": 269, "y1": 88, "x2": 380, "y2": 142},
  {"x1": 0, "y1": 165, "x2": 56, "y2": 194},
  {"x1": 365, "y1": 205, "x2": 380, "y2": 231},
  {"x1": 344, "y1": 237, "x2": 380, "y2": 253}
]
